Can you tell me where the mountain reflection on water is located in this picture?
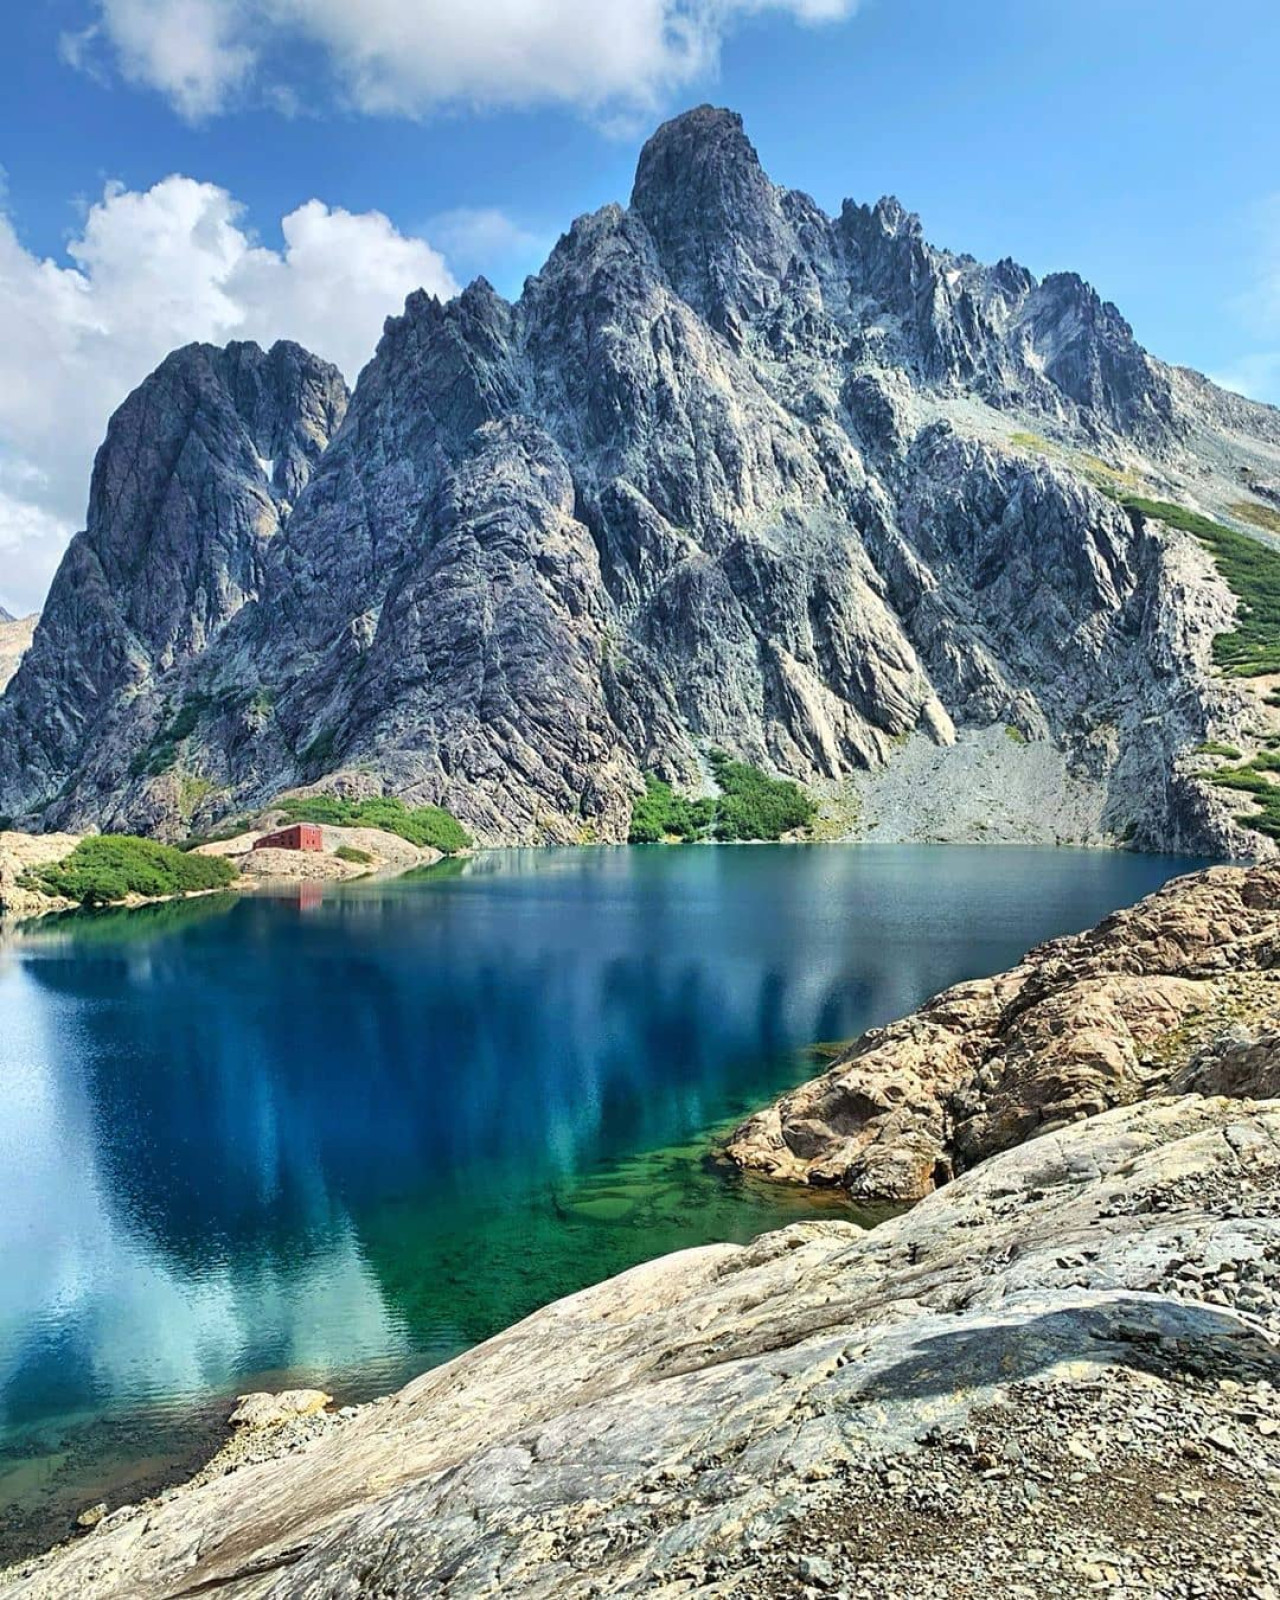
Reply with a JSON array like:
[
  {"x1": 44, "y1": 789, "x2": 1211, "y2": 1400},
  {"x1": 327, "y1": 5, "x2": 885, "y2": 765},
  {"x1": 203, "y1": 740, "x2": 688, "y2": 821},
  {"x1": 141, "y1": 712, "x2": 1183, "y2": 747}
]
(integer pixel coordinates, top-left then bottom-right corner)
[{"x1": 0, "y1": 844, "x2": 1203, "y2": 1548}]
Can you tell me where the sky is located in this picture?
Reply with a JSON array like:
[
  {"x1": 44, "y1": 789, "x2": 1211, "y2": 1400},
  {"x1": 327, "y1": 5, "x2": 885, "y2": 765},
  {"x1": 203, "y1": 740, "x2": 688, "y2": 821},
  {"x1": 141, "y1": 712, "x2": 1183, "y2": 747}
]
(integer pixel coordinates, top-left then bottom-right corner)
[{"x1": 0, "y1": 0, "x2": 1277, "y2": 616}]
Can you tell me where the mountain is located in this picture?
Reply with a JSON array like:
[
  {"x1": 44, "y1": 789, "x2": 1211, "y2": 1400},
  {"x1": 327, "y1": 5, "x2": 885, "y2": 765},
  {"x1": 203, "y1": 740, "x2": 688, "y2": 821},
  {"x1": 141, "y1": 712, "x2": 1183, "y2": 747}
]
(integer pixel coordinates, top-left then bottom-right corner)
[
  {"x1": 3, "y1": 105, "x2": 1279, "y2": 852},
  {"x1": 0, "y1": 612, "x2": 35, "y2": 695}
]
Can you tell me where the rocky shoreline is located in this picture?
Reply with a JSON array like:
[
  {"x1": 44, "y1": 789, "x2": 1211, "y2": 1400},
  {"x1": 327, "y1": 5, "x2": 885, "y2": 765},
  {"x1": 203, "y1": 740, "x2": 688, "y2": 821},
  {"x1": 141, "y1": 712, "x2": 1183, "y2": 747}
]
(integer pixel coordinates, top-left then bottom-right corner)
[
  {"x1": 727, "y1": 861, "x2": 1280, "y2": 1202},
  {"x1": 5, "y1": 864, "x2": 1280, "y2": 1599},
  {"x1": 0, "y1": 824, "x2": 443, "y2": 926}
]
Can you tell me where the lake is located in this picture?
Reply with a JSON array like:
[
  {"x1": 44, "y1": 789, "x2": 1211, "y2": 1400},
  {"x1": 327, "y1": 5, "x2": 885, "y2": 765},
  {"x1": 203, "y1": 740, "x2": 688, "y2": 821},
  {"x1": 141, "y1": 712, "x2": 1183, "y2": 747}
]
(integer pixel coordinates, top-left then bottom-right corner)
[{"x1": 0, "y1": 843, "x2": 1204, "y2": 1554}]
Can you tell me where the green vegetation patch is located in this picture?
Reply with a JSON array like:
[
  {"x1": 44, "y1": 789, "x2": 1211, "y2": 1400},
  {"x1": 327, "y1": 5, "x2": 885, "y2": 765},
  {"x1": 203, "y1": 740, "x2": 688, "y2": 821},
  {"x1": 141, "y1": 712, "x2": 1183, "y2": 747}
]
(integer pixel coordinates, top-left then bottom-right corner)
[
  {"x1": 629, "y1": 754, "x2": 816, "y2": 844},
  {"x1": 275, "y1": 795, "x2": 472, "y2": 854},
  {"x1": 1192, "y1": 741, "x2": 1244, "y2": 760},
  {"x1": 335, "y1": 844, "x2": 373, "y2": 865},
  {"x1": 1203, "y1": 750, "x2": 1280, "y2": 842},
  {"x1": 23, "y1": 836, "x2": 238, "y2": 906},
  {"x1": 129, "y1": 693, "x2": 217, "y2": 778},
  {"x1": 1121, "y1": 497, "x2": 1280, "y2": 677},
  {"x1": 627, "y1": 776, "x2": 716, "y2": 843},
  {"x1": 1230, "y1": 500, "x2": 1280, "y2": 536},
  {"x1": 709, "y1": 751, "x2": 818, "y2": 841}
]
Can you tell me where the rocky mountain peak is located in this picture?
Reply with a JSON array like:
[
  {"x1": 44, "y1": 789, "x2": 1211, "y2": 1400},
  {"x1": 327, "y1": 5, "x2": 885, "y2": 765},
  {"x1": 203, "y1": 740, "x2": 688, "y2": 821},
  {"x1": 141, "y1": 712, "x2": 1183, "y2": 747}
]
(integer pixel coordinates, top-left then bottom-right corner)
[
  {"x1": 629, "y1": 104, "x2": 796, "y2": 328},
  {"x1": 0, "y1": 337, "x2": 349, "y2": 819},
  {"x1": 0, "y1": 106, "x2": 1271, "y2": 858}
]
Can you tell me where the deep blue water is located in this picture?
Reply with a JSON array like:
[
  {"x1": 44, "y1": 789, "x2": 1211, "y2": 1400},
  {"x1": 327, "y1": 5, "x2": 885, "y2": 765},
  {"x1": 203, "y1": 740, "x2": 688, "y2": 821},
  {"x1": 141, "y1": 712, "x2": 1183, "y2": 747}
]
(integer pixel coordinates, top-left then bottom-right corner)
[{"x1": 0, "y1": 843, "x2": 1204, "y2": 1546}]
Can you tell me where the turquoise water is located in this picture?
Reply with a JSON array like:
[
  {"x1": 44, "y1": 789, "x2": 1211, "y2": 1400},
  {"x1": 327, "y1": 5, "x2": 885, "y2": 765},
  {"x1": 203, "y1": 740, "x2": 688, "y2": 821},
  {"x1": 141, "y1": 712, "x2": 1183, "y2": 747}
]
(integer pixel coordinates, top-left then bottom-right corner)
[{"x1": 0, "y1": 843, "x2": 1203, "y2": 1550}]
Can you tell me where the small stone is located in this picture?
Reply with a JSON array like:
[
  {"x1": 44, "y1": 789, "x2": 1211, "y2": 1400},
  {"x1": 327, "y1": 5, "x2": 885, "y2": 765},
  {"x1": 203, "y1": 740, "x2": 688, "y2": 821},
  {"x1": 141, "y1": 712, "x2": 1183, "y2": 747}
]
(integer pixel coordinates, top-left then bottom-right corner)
[{"x1": 75, "y1": 1502, "x2": 107, "y2": 1530}]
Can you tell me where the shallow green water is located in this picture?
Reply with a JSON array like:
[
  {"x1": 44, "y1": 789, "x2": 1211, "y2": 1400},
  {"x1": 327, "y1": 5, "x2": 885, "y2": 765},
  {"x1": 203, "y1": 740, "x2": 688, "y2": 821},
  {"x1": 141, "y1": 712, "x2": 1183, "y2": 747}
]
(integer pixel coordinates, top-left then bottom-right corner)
[{"x1": 0, "y1": 843, "x2": 1205, "y2": 1552}]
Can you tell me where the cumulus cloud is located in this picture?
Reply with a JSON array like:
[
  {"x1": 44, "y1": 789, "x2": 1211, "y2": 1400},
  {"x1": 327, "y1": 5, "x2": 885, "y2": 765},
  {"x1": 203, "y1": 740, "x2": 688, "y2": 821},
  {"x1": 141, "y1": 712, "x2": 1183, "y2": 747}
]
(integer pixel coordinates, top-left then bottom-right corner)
[
  {"x1": 66, "y1": 0, "x2": 859, "y2": 121},
  {"x1": 0, "y1": 178, "x2": 456, "y2": 615}
]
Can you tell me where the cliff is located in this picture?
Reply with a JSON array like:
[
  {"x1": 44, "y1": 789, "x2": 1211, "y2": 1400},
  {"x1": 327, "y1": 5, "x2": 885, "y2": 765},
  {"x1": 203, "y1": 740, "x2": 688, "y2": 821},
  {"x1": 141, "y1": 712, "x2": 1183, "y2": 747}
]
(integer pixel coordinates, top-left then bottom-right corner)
[{"x1": 2, "y1": 108, "x2": 1280, "y2": 852}]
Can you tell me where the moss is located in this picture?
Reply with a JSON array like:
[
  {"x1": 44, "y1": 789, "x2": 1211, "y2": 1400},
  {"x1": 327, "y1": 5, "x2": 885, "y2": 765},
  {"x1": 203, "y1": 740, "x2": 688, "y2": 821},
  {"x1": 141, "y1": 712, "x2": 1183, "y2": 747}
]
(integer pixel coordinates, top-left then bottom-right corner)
[
  {"x1": 21, "y1": 835, "x2": 238, "y2": 906},
  {"x1": 275, "y1": 795, "x2": 472, "y2": 854},
  {"x1": 1004, "y1": 723, "x2": 1029, "y2": 745}
]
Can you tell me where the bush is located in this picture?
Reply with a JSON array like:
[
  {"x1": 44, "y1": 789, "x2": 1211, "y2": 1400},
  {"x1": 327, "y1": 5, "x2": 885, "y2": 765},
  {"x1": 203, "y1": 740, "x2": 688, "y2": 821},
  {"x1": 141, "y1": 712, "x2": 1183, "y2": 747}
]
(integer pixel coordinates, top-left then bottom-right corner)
[
  {"x1": 627, "y1": 776, "x2": 716, "y2": 843},
  {"x1": 335, "y1": 844, "x2": 373, "y2": 865},
  {"x1": 708, "y1": 751, "x2": 818, "y2": 841},
  {"x1": 275, "y1": 795, "x2": 472, "y2": 854},
  {"x1": 628, "y1": 757, "x2": 816, "y2": 844},
  {"x1": 23, "y1": 836, "x2": 238, "y2": 906},
  {"x1": 1205, "y1": 753, "x2": 1280, "y2": 842},
  {"x1": 1192, "y1": 741, "x2": 1244, "y2": 761}
]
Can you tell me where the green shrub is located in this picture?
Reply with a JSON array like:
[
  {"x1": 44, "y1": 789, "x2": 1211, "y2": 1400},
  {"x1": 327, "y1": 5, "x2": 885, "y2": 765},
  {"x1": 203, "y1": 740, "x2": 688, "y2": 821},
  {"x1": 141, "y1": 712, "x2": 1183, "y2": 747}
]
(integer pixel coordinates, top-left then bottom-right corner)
[
  {"x1": 275, "y1": 795, "x2": 472, "y2": 854},
  {"x1": 1121, "y1": 497, "x2": 1280, "y2": 677},
  {"x1": 628, "y1": 757, "x2": 816, "y2": 844},
  {"x1": 627, "y1": 775, "x2": 716, "y2": 843},
  {"x1": 1204, "y1": 754, "x2": 1280, "y2": 842},
  {"x1": 335, "y1": 844, "x2": 373, "y2": 865},
  {"x1": 708, "y1": 751, "x2": 817, "y2": 842},
  {"x1": 23, "y1": 836, "x2": 238, "y2": 906},
  {"x1": 1192, "y1": 741, "x2": 1244, "y2": 760}
]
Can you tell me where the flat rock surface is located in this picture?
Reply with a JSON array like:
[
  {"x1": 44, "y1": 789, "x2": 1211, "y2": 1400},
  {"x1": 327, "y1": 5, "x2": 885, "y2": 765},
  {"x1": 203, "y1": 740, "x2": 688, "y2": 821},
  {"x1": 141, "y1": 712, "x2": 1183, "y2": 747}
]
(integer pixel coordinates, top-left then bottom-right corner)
[
  {"x1": 5, "y1": 1092, "x2": 1278, "y2": 1599},
  {"x1": 201, "y1": 825, "x2": 441, "y2": 879}
]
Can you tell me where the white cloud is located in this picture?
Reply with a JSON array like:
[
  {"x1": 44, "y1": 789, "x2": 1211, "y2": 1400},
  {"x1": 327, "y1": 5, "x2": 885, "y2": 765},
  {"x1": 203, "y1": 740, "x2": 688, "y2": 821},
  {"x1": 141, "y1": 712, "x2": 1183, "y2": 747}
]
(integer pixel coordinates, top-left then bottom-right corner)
[
  {"x1": 1209, "y1": 353, "x2": 1280, "y2": 405},
  {"x1": 62, "y1": 0, "x2": 256, "y2": 120},
  {"x1": 423, "y1": 207, "x2": 548, "y2": 285},
  {"x1": 1213, "y1": 196, "x2": 1280, "y2": 407},
  {"x1": 67, "y1": 0, "x2": 859, "y2": 121},
  {"x1": 0, "y1": 178, "x2": 457, "y2": 615}
]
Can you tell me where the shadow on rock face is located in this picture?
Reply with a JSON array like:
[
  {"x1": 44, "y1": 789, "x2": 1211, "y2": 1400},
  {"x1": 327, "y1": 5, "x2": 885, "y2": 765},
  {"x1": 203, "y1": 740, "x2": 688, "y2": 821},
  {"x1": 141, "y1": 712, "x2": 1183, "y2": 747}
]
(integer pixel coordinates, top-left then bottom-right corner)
[{"x1": 851, "y1": 1293, "x2": 1277, "y2": 1411}]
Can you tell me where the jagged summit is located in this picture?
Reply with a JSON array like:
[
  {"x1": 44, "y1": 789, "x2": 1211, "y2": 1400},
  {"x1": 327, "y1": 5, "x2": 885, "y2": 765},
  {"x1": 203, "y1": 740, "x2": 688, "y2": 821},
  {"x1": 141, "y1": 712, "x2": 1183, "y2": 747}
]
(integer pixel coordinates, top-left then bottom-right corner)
[{"x1": 2, "y1": 106, "x2": 1277, "y2": 854}]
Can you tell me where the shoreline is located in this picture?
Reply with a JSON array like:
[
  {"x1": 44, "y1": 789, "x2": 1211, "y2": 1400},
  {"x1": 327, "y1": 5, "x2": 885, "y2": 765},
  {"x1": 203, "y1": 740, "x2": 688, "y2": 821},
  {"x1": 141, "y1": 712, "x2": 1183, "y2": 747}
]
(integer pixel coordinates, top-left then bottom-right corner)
[{"x1": 4, "y1": 857, "x2": 1278, "y2": 1593}]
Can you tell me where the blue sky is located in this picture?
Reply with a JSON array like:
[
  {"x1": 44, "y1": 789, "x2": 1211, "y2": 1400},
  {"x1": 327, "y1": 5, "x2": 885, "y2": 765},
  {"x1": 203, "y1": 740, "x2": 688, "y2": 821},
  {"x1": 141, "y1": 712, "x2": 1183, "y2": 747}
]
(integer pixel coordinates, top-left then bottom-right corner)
[{"x1": 0, "y1": 0, "x2": 1277, "y2": 613}]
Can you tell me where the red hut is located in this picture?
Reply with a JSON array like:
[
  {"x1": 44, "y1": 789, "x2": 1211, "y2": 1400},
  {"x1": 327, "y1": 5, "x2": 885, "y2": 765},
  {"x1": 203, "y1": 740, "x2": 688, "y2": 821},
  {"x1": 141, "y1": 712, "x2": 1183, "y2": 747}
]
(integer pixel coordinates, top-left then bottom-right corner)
[{"x1": 253, "y1": 823, "x2": 324, "y2": 852}]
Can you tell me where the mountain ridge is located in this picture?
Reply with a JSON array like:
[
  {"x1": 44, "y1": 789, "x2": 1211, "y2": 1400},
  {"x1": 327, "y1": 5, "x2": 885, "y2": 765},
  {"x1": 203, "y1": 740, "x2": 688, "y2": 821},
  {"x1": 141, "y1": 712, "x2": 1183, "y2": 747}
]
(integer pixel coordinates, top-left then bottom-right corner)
[{"x1": 2, "y1": 105, "x2": 1279, "y2": 852}]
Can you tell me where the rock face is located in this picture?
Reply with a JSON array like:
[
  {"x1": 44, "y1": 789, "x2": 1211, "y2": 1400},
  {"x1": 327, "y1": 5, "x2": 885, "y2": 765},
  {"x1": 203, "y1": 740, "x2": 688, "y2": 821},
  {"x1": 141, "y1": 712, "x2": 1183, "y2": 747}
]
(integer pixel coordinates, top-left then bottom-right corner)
[
  {"x1": 7, "y1": 1093, "x2": 1279, "y2": 1598},
  {"x1": 3, "y1": 107, "x2": 1279, "y2": 851},
  {"x1": 727, "y1": 861, "x2": 1280, "y2": 1200},
  {"x1": 0, "y1": 341, "x2": 347, "y2": 832},
  {"x1": 0, "y1": 613, "x2": 35, "y2": 695}
]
